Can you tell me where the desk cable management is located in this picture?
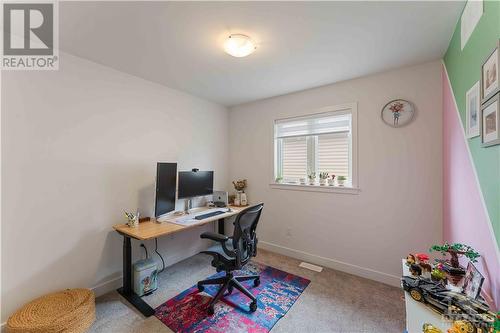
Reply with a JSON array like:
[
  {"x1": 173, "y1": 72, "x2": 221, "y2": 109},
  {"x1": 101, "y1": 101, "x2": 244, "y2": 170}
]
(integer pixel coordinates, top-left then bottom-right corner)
[
  {"x1": 155, "y1": 238, "x2": 165, "y2": 273},
  {"x1": 139, "y1": 239, "x2": 165, "y2": 273}
]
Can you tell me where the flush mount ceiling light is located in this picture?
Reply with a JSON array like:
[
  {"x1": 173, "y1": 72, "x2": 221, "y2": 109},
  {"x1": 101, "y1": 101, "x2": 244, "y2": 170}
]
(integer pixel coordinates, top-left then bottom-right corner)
[{"x1": 223, "y1": 34, "x2": 256, "y2": 58}]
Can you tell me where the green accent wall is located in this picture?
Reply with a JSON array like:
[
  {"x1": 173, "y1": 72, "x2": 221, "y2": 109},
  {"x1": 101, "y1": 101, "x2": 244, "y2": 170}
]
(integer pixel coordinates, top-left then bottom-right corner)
[{"x1": 443, "y1": 0, "x2": 500, "y2": 248}]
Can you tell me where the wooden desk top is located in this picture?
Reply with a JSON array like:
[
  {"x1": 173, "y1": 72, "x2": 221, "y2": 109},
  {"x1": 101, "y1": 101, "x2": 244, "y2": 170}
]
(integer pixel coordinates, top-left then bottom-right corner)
[{"x1": 112, "y1": 205, "x2": 247, "y2": 240}]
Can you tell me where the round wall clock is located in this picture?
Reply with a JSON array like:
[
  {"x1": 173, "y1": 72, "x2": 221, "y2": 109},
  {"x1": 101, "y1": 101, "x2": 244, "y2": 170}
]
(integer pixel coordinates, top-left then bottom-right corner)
[{"x1": 381, "y1": 99, "x2": 415, "y2": 127}]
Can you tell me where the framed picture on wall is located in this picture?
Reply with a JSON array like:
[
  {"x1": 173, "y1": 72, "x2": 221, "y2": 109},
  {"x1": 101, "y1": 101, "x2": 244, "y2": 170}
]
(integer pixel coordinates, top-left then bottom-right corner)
[
  {"x1": 481, "y1": 93, "x2": 499, "y2": 147},
  {"x1": 462, "y1": 262, "x2": 484, "y2": 300},
  {"x1": 466, "y1": 81, "x2": 480, "y2": 138},
  {"x1": 481, "y1": 40, "x2": 499, "y2": 104}
]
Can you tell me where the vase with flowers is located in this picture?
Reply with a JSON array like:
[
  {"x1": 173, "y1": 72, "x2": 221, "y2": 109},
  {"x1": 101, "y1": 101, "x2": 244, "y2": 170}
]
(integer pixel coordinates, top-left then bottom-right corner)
[{"x1": 232, "y1": 179, "x2": 248, "y2": 206}]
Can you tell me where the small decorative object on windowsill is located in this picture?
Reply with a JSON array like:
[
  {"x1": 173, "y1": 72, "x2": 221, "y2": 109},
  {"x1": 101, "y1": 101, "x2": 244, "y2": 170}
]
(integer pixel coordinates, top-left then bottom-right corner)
[
  {"x1": 125, "y1": 211, "x2": 139, "y2": 228},
  {"x1": 308, "y1": 172, "x2": 316, "y2": 185},
  {"x1": 328, "y1": 174, "x2": 335, "y2": 186},
  {"x1": 319, "y1": 172, "x2": 328, "y2": 186},
  {"x1": 429, "y1": 243, "x2": 480, "y2": 286},
  {"x1": 275, "y1": 176, "x2": 283, "y2": 184},
  {"x1": 381, "y1": 99, "x2": 415, "y2": 127},
  {"x1": 337, "y1": 176, "x2": 346, "y2": 186}
]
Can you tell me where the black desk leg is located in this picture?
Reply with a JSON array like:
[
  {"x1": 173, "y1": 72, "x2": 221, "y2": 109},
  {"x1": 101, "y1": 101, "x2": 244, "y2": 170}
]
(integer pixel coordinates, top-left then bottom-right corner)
[
  {"x1": 218, "y1": 218, "x2": 225, "y2": 235},
  {"x1": 117, "y1": 235, "x2": 155, "y2": 317}
]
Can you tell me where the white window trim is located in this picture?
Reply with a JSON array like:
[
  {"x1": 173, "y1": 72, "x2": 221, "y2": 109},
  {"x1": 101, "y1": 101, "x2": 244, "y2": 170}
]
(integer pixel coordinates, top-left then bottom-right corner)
[{"x1": 271, "y1": 102, "x2": 359, "y2": 193}]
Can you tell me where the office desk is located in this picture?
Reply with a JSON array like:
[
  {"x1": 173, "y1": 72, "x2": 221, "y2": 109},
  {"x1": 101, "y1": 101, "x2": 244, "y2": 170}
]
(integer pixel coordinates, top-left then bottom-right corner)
[{"x1": 112, "y1": 205, "x2": 246, "y2": 317}]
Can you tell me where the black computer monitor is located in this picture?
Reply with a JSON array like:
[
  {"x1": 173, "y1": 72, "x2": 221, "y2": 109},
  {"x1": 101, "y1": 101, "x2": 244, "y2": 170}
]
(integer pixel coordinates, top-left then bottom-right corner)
[
  {"x1": 178, "y1": 171, "x2": 214, "y2": 199},
  {"x1": 154, "y1": 163, "x2": 177, "y2": 217}
]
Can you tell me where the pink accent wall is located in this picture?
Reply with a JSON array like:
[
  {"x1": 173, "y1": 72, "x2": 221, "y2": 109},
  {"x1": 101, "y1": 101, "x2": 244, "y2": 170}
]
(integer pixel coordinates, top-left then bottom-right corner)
[{"x1": 443, "y1": 66, "x2": 500, "y2": 310}]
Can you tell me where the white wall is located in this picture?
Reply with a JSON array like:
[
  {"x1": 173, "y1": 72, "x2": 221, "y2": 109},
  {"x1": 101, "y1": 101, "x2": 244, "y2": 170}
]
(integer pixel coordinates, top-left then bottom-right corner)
[
  {"x1": 229, "y1": 61, "x2": 443, "y2": 286},
  {"x1": 1, "y1": 53, "x2": 228, "y2": 321}
]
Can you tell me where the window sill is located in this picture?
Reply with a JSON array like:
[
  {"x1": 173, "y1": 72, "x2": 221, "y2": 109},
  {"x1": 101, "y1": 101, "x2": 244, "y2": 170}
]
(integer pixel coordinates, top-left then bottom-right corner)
[{"x1": 269, "y1": 182, "x2": 360, "y2": 195}]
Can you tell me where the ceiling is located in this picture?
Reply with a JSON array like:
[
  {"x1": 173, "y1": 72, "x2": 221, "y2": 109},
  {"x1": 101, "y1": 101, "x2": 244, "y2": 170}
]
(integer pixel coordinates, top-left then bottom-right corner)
[{"x1": 60, "y1": 1, "x2": 464, "y2": 106}]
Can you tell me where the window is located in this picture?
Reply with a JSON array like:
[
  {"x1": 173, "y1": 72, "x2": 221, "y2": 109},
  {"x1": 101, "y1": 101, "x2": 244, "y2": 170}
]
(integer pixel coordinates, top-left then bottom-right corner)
[{"x1": 274, "y1": 104, "x2": 357, "y2": 188}]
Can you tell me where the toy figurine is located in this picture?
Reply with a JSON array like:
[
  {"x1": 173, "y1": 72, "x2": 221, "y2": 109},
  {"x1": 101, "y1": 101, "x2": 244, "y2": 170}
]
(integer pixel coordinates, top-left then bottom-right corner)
[
  {"x1": 406, "y1": 254, "x2": 416, "y2": 266},
  {"x1": 415, "y1": 253, "x2": 432, "y2": 278},
  {"x1": 431, "y1": 263, "x2": 447, "y2": 283},
  {"x1": 447, "y1": 320, "x2": 475, "y2": 333},
  {"x1": 494, "y1": 312, "x2": 500, "y2": 333},
  {"x1": 423, "y1": 323, "x2": 443, "y2": 333},
  {"x1": 416, "y1": 253, "x2": 430, "y2": 263},
  {"x1": 402, "y1": 276, "x2": 496, "y2": 331},
  {"x1": 410, "y1": 263, "x2": 422, "y2": 276}
]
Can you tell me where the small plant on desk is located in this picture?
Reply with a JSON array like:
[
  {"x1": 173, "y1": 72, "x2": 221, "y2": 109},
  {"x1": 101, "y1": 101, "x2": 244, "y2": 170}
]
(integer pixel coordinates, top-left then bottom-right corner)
[{"x1": 125, "y1": 211, "x2": 139, "y2": 228}]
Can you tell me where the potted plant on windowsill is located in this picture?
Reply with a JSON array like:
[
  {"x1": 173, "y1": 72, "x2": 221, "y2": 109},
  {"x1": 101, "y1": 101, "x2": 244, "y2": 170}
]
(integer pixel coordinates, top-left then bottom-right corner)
[
  {"x1": 337, "y1": 175, "x2": 347, "y2": 186},
  {"x1": 307, "y1": 172, "x2": 316, "y2": 185},
  {"x1": 275, "y1": 176, "x2": 283, "y2": 184},
  {"x1": 319, "y1": 172, "x2": 329, "y2": 186},
  {"x1": 328, "y1": 174, "x2": 336, "y2": 186},
  {"x1": 429, "y1": 243, "x2": 480, "y2": 285}
]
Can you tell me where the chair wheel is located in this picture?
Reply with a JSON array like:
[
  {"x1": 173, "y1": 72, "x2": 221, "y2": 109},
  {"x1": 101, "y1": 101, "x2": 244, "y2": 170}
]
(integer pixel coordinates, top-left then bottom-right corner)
[
  {"x1": 197, "y1": 283, "x2": 204, "y2": 292},
  {"x1": 207, "y1": 305, "x2": 214, "y2": 315},
  {"x1": 249, "y1": 301, "x2": 257, "y2": 312},
  {"x1": 253, "y1": 278, "x2": 260, "y2": 287}
]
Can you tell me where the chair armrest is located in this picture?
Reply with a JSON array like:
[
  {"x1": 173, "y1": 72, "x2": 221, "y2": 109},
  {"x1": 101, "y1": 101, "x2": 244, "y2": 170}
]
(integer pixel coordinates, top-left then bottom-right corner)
[
  {"x1": 200, "y1": 232, "x2": 229, "y2": 243},
  {"x1": 200, "y1": 232, "x2": 237, "y2": 258}
]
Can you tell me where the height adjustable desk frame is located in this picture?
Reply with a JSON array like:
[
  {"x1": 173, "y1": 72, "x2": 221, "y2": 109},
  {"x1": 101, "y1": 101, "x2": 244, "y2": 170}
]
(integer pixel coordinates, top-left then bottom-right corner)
[{"x1": 112, "y1": 206, "x2": 243, "y2": 317}]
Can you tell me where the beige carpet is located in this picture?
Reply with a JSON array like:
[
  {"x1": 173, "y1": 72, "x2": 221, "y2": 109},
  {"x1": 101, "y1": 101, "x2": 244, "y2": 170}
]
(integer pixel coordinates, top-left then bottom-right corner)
[{"x1": 88, "y1": 249, "x2": 405, "y2": 333}]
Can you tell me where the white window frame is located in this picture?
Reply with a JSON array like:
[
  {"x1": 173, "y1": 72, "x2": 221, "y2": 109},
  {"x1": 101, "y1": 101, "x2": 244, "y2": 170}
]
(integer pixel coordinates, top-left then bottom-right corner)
[{"x1": 271, "y1": 103, "x2": 359, "y2": 194}]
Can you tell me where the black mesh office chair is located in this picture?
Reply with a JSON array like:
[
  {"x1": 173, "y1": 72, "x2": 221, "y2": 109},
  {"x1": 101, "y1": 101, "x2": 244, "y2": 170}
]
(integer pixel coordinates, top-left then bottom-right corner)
[{"x1": 197, "y1": 203, "x2": 264, "y2": 315}]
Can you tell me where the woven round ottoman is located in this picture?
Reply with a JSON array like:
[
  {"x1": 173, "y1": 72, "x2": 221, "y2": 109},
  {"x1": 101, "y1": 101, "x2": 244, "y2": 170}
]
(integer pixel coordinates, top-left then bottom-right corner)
[{"x1": 7, "y1": 288, "x2": 95, "y2": 333}]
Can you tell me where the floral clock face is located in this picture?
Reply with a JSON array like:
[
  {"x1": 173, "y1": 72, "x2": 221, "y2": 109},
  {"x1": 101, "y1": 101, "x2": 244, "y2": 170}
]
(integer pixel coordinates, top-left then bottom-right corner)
[{"x1": 381, "y1": 99, "x2": 415, "y2": 127}]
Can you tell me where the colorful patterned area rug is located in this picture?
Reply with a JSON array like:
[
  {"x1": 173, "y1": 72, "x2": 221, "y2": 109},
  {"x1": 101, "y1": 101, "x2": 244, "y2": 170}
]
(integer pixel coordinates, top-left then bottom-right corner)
[{"x1": 155, "y1": 262, "x2": 310, "y2": 333}]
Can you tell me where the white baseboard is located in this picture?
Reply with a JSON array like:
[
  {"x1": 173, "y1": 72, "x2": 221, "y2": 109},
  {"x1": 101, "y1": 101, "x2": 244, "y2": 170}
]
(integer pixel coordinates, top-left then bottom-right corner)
[
  {"x1": 91, "y1": 276, "x2": 123, "y2": 298},
  {"x1": 258, "y1": 241, "x2": 401, "y2": 287}
]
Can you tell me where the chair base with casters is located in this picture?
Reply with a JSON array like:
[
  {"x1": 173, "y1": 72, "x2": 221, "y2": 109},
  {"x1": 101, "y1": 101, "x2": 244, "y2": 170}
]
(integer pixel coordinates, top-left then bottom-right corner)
[
  {"x1": 197, "y1": 271, "x2": 260, "y2": 315},
  {"x1": 197, "y1": 203, "x2": 264, "y2": 315}
]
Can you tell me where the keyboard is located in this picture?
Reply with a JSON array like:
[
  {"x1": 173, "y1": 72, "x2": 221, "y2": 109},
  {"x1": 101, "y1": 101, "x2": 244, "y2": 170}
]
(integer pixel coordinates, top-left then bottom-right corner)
[
  {"x1": 170, "y1": 209, "x2": 226, "y2": 226},
  {"x1": 195, "y1": 210, "x2": 225, "y2": 220}
]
